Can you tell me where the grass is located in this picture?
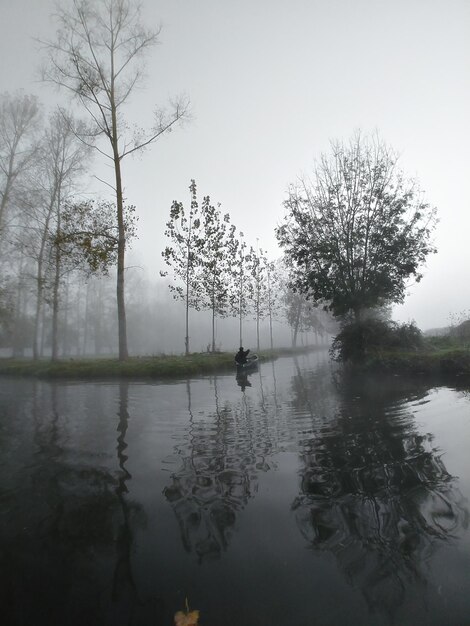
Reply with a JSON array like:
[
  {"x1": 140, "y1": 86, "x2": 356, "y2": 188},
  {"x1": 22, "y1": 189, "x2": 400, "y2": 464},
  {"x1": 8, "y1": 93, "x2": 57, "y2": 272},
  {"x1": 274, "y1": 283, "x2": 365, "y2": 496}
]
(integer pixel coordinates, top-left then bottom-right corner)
[
  {"x1": 0, "y1": 352, "x2": 238, "y2": 380},
  {"x1": 361, "y1": 346, "x2": 470, "y2": 375},
  {"x1": 2, "y1": 343, "x2": 466, "y2": 380},
  {"x1": 0, "y1": 347, "x2": 325, "y2": 380},
  {"x1": 0, "y1": 344, "x2": 329, "y2": 380}
]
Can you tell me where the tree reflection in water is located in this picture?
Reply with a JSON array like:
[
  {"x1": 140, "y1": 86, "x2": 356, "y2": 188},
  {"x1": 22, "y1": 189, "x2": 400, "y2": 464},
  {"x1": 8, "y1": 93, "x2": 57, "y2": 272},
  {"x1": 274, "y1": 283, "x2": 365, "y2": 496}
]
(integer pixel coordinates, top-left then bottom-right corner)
[
  {"x1": 164, "y1": 376, "x2": 273, "y2": 562},
  {"x1": 291, "y1": 368, "x2": 469, "y2": 618},
  {"x1": 111, "y1": 381, "x2": 146, "y2": 621},
  {"x1": 1, "y1": 381, "x2": 146, "y2": 626}
]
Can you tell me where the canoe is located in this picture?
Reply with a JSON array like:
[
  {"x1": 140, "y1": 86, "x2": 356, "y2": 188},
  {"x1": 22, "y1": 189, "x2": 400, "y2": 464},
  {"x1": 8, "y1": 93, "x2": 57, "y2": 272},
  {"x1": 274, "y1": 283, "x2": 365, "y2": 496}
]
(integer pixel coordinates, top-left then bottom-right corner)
[{"x1": 235, "y1": 354, "x2": 259, "y2": 371}]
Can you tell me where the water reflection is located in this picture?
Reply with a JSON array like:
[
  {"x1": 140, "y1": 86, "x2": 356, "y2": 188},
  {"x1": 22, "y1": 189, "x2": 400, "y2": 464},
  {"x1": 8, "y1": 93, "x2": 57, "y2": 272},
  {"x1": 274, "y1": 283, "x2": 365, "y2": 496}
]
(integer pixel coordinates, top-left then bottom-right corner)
[
  {"x1": 111, "y1": 381, "x2": 146, "y2": 619},
  {"x1": 2, "y1": 359, "x2": 470, "y2": 625},
  {"x1": 164, "y1": 376, "x2": 272, "y2": 562},
  {"x1": 235, "y1": 370, "x2": 252, "y2": 391},
  {"x1": 291, "y1": 370, "x2": 469, "y2": 617},
  {"x1": 0, "y1": 381, "x2": 146, "y2": 626}
]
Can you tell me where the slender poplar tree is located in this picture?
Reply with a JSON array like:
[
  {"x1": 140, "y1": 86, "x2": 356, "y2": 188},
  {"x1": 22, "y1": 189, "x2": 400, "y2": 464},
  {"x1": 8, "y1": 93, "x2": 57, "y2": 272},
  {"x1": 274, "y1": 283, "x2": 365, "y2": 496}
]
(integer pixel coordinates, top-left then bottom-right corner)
[
  {"x1": 42, "y1": 0, "x2": 189, "y2": 359},
  {"x1": 161, "y1": 180, "x2": 205, "y2": 354}
]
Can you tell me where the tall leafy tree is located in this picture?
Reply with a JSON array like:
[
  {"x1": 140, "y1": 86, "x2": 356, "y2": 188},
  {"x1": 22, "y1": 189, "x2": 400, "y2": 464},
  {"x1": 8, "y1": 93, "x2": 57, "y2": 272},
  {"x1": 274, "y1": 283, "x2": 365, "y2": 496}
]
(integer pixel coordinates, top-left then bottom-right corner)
[
  {"x1": 42, "y1": 0, "x2": 189, "y2": 359},
  {"x1": 229, "y1": 232, "x2": 252, "y2": 348},
  {"x1": 276, "y1": 133, "x2": 437, "y2": 321},
  {"x1": 264, "y1": 256, "x2": 281, "y2": 350},
  {"x1": 161, "y1": 180, "x2": 205, "y2": 355},
  {"x1": 247, "y1": 245, "x2": 280, "y2": 351},
  {"x1": 199, "y1": 196, "x2": 236, "y2": 352}
]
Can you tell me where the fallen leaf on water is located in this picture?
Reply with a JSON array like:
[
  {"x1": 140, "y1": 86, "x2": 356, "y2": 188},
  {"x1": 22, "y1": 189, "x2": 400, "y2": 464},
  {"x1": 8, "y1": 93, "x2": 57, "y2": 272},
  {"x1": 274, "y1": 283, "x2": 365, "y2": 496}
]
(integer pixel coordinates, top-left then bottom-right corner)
[{"x1": 174, "y1": 609, "x2": 200, "y2": 626}]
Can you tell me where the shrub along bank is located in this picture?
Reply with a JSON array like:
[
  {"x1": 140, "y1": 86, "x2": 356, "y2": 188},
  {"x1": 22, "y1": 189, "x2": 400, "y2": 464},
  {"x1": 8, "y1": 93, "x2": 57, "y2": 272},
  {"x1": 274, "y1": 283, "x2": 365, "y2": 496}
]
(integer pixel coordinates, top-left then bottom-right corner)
[
  {"x1": 330, "y1": 318, "x2": 470, "y2": 376},
  {"x1": 360, "y1": 348, "x2": 470, "y2": 375}
]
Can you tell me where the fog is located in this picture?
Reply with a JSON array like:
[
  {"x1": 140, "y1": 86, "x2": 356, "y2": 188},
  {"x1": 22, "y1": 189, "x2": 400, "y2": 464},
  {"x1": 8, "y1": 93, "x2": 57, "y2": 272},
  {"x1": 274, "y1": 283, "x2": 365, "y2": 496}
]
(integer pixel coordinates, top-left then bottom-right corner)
[
  {"x1": 1, "y1": 0, "x2": 469, "y2": 353},
  {"x1": 0, "y1": 264, "x2": 333, "y2": 358}
]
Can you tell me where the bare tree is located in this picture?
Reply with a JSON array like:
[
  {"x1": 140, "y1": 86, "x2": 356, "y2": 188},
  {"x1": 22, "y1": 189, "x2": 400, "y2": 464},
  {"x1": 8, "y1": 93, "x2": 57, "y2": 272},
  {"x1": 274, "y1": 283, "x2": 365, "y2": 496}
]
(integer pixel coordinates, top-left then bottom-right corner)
[
  {"x1": 42, "y1": 0, "x2": 189, "y2": 359},
  {"x1": 45, "y1": 110, "x2": 90, "y2": 360},
  {"x1": 15, "y1": 172, "x2": 54, "y2": 360},
  {"x1": 0, "y1": 92, "x2": 41, "y2": 245}
]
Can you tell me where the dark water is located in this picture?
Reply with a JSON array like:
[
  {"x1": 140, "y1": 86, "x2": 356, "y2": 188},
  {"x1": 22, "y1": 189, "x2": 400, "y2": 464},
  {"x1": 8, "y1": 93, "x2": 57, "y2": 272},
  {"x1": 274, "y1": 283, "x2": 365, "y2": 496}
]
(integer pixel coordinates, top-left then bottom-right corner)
[{"x1": 1, "y1": 352, "x2": 470, "y2": 626}]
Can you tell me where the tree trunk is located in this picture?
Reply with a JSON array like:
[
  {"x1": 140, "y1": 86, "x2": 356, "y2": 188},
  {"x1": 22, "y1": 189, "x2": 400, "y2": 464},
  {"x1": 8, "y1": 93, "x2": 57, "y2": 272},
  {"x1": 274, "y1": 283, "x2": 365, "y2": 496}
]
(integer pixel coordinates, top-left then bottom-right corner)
[
  {"x1": 82, "y1": 280, "x2": 90, "y2": 356},
  {"x1": 184, "y1": 277, "x2": 189, "y2": 355},
  {"x1": 12, "y1": 265, "x2": 26, "y2": 358},
  {"x1": 51, "y1": 271, "x2": 60, "y2": 360},
  {"x1": 112, "y1": 87, "x2": 128, "y2": 359},
  {"x1": 267, "y1": 272, "x2": 273, "y2": 350},
  {"x1": 32, "y1": 270, "x2": 43, "y2": 361},
  {"x1": 40, "y1": 301, "x2": 47, "y2": 357},
  {"x1": 62, "y1": 279, "x2": 69, "y2": 357},
  {"x1": 211, "y1": 302, "x2": 216, "y2": 353},
  {"x1": 94, "y1": 281, "x2": 103, "y2": 356},
  {"x1": 51, "y1": 215, "x2": 61, "y2": 361},
  {"x1": 269, "y1": 310, "x2": 273, "y2": 350},
  {"x1": 292, "y1": 301, "x2": 302, "y2": 347}
]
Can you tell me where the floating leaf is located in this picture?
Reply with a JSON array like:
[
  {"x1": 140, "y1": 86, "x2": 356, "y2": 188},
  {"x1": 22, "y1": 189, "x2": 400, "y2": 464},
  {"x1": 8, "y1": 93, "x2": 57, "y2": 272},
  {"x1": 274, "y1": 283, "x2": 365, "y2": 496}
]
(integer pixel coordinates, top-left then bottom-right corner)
[{"x1": 174, "y1": 609, "x2": 200, "y2": 626}]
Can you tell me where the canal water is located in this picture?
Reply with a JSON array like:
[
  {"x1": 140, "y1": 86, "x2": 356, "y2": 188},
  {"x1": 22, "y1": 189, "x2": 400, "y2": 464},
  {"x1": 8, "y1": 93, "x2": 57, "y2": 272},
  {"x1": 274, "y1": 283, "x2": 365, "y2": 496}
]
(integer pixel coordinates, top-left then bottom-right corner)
[{"x1": 1, "y1": 351, "x2": 470, "y2": 625}]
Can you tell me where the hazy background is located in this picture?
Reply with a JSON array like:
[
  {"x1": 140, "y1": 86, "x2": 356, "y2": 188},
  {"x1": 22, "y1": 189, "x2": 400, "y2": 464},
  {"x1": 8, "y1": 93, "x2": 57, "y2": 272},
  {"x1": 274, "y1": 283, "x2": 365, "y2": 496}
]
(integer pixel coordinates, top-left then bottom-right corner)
[{"x1": 1, "y1": 0, "x2": 469, "y2": 331}]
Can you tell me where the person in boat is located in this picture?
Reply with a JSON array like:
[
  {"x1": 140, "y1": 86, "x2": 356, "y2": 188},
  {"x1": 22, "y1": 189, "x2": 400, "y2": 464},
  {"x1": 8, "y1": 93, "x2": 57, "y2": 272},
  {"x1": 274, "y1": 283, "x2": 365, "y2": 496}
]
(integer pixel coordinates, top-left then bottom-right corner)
[{"x1": 235, "y1": 346, "x2": 250, "y2": 365}]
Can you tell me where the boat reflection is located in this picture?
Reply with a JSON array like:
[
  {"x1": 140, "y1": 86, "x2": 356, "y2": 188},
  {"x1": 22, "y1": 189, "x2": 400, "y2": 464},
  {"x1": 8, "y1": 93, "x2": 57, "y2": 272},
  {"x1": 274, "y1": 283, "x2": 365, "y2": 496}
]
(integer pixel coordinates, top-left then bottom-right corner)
[{"x1": 235, "y1": 371, "x2": 252, "y2": 391}]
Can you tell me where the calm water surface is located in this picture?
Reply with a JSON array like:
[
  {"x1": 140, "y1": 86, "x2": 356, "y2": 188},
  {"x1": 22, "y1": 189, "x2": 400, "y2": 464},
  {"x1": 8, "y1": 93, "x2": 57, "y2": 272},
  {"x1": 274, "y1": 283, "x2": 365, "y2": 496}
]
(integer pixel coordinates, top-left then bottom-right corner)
[{"x1": 1, "y1": 351, "x2": 470, "y2": 625}]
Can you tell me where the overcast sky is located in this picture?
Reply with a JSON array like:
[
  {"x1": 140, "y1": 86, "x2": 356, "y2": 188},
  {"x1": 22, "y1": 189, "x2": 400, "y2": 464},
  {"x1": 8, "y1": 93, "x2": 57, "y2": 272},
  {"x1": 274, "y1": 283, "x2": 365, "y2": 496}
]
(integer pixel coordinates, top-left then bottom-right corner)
[{"x1": 1, "y1": 0, "x2": 469, "y2": 330}]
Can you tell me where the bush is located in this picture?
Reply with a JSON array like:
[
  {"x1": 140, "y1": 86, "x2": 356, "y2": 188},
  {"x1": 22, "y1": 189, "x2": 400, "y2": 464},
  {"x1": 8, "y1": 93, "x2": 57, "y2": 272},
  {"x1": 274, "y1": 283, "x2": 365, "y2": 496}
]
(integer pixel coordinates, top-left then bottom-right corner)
[{"x1": 330, "y1": 319, "x2": 423, "y2": 362}]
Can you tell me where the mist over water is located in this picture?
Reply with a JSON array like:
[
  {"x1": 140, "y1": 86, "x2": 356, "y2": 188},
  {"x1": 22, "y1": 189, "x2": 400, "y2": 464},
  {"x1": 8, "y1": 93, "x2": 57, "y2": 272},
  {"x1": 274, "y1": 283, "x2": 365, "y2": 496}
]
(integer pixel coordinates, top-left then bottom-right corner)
[{"x1": 1, "y1": 351, "x2": 470, "y2": 625}]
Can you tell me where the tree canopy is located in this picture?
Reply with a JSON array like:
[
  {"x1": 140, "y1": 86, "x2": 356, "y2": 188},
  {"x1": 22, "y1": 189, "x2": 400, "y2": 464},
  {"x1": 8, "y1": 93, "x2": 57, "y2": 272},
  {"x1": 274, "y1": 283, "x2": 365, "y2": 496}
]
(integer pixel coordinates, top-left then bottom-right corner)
[{"x1": 276, "y1": 133, "x2": 437, "y2": 320}]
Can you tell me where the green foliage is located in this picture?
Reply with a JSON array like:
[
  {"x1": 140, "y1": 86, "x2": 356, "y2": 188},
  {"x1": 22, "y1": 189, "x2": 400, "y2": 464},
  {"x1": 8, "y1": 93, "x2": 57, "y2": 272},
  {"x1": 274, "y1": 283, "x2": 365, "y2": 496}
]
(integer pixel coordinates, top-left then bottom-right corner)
[
  {"x1": 199, "y1": 195, "x2": 237, "y2": 320},
  {"x1": 450, "y1": 318, "x2": 470, "y2": 343},
  {"x1": 54, "y1": 199, "x2": 137, "y2": 275},
  {"x1": 331, "y1": 318, "x2": 423, "y2": 362},
  {"x1": 161, "y1": 180, "x2": 205, "y2": 311},
  {"x1": 161, "y1": 180, "x2": 239, "y2": 352},
  {"x1": 276, "y1": 133, "x2": 437, "y2": 320}
]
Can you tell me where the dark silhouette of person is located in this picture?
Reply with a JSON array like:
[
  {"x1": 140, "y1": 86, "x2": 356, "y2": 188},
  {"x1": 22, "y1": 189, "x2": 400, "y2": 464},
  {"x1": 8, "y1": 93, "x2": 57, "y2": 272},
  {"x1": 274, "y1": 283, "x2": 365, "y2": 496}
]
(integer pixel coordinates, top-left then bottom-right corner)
[
  {"x1": 235, "y1": 346, "x2": 250, "y2": 365},
  {"x1": 236, "y1": 372, "x2": 252, "y2": 391}
]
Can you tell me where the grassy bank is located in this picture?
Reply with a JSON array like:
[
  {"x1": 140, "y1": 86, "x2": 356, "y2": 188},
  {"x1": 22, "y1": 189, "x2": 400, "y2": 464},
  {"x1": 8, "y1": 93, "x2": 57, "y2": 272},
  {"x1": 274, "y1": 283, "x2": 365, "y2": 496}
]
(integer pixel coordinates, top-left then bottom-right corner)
[
  {"x1": 0, "y1": 345, "x2": 328, "y2": 380},
  {"x1": 361, "y1": 347, "x2": 470, "y2": 376},
  {"x1": 0, "y1": 352, "x2": 240, "y2": 379}
]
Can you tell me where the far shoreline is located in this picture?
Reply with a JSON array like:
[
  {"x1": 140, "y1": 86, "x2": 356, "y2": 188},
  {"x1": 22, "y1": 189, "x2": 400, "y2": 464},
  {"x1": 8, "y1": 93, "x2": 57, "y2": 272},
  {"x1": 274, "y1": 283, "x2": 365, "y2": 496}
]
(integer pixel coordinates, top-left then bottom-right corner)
[
  {"x1": 0, "y1": 345, "x2": 323, "y2": 380},
  {"x1": 1, "y1": 346, "x2": 468, "y2": 382}
]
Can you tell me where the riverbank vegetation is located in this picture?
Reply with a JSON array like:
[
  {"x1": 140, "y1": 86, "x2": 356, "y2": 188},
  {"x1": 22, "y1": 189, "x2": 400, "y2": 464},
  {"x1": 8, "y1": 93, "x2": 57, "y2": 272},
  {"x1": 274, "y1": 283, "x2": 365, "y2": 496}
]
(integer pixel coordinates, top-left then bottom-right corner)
[
  {"x1": 362, "y1": 347, "x2": 470, "y2": 376},
  {"x1": 0, "y1": 345, "x2": 321, "y2": 379},
  {"x1": 276, "y1": 133, "x2": 441, "y2": 370},
  {"x1": 330, "y1": 318, "x2": 470, "y2": 375}
]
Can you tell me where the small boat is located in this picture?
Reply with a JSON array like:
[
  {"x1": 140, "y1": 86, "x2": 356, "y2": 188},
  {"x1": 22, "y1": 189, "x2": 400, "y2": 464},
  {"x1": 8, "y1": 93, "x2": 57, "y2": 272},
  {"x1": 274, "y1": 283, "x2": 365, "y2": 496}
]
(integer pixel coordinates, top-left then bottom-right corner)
[{"x1": 235, "y1": 354, "x2": 259, "y2": 371}]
